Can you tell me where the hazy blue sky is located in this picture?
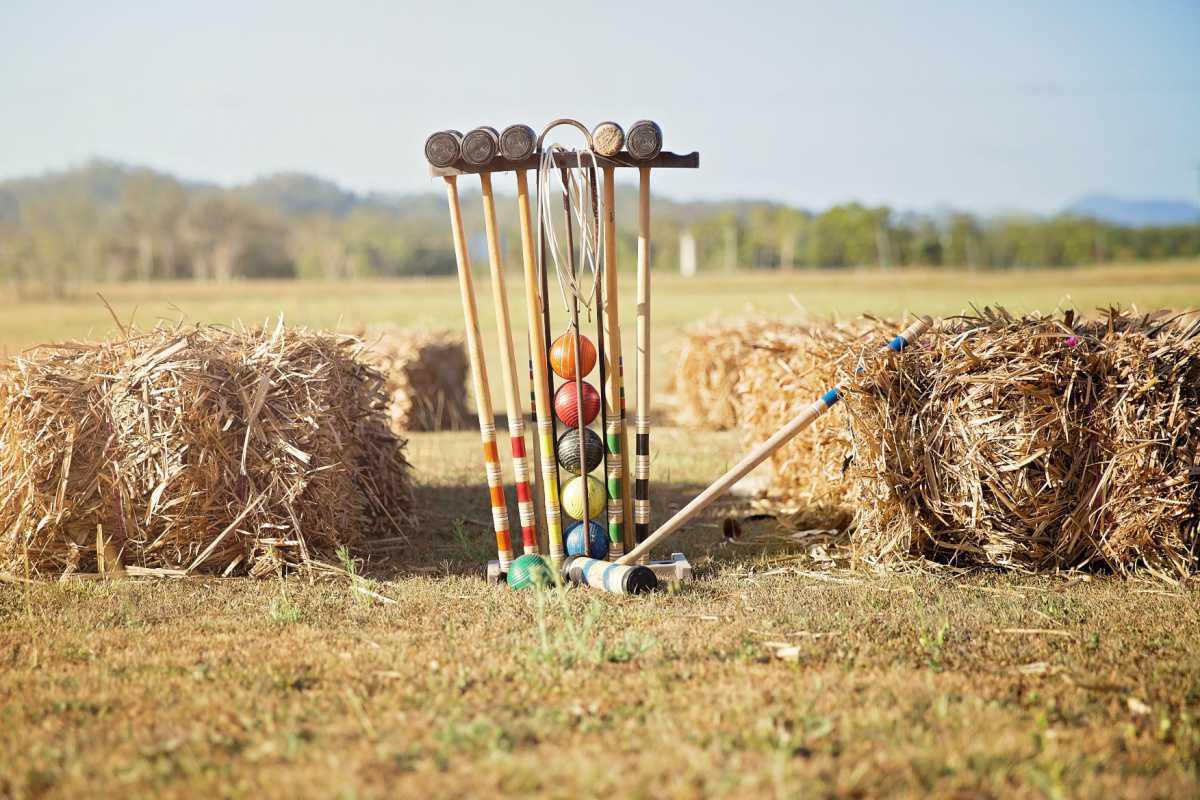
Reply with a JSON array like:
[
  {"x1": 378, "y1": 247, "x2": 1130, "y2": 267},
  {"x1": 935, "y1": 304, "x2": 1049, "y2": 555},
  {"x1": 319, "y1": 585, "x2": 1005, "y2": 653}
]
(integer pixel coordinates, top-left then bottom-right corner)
[{"x1": 1, "y1": 0, "x2": 1197, "y2": 212}]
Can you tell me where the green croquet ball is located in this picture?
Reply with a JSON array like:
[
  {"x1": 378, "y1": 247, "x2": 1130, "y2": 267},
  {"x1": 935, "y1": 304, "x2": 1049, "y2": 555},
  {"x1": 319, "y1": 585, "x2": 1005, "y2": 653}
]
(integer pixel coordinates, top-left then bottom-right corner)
[{"x1": 506, "y1": 553, "x2": 554, "y2": 590}]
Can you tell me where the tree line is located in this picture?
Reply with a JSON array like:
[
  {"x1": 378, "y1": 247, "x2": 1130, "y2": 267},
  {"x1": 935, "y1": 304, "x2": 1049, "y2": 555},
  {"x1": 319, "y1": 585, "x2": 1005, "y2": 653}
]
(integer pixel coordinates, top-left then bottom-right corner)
[{"x1": 0, "y1": 160, "x2": 1196, "y2": 298}]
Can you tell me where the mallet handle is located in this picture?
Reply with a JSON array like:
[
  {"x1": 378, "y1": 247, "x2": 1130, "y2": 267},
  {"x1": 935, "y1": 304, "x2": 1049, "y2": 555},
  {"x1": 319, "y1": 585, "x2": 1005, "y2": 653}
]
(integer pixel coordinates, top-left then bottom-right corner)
[
  {"x1": 633, "y1": 166, "x2": 652, "y2": 553},
  {"x1": 480, "y1": 172, "x2": 538, "y2": 554},
  {"x1": 516, "y1": 169, "x2": 565, "y2": 563},
  {"x1": 617, "y1": 316, "x2": 933, "y2": 565},
  {"x1": 601, "y1": 166, "x2": 628, "y2": 557},
  {"x1": 444, "y1": 176, "x2": 513, "y2": 569}
]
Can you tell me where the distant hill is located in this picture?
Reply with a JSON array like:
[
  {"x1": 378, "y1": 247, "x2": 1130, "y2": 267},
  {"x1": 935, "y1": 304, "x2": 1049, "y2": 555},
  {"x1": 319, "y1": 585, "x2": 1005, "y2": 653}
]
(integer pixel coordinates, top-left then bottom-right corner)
[{"x1": 1065, "y1": 194, "x2": 1200, "y2": 227}]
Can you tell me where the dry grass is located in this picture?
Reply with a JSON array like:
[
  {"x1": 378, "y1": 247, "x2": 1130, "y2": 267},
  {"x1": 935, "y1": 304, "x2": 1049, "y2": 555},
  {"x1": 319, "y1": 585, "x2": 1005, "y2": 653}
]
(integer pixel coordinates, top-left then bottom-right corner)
[
  {"x1": 0, "y1": 321, "x2": 413, "y2": 578},
  {"x1": 0, "y1": 426, "x2": 1197, "y2": 799}
]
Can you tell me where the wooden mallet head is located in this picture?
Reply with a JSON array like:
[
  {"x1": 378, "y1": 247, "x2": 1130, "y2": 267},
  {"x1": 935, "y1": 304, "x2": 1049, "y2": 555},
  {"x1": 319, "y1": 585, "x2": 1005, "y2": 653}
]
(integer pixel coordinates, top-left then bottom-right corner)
[
  {"x1": 591, "y1": 121, "x2": 625, "y2": 157},
  {"x1": 462, "y1": 126, "x2": 500, "y2": 166},
  {"x1": 626, "y1": 120, "x2": 663, "y2": 161},
  {"x1": 500, "y1": 124, "x2": 536, "y2": 161},
  {"x1": 425, "y1": 129, "x2": 463, "y2": 167}
]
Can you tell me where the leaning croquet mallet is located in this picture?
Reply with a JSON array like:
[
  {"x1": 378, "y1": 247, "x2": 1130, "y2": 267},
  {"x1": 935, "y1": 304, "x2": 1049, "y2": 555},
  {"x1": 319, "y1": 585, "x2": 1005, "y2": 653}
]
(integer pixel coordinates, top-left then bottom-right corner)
[
  {"x1": 443, "y1": 175, "x2": 513, "y2": 569},
  {"x1": 480, "y1": 170, "x2": 538, "y2": 555},
  {"x1": 563, "y1": 555, "x2": 657, "y2": 595},
  {"x1": 618, "y1": 316, "x2": 933, "y2": 565},
  {"x1": 514, "y1": 163, "x2": 565, "y2": 563}
]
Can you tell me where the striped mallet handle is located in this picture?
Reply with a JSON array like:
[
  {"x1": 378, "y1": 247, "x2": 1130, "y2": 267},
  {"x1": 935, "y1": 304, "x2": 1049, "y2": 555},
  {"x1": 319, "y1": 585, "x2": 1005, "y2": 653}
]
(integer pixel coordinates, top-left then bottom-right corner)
[
  {"x1": 600, "y1": 166, "x2": 627, "y2": 557},
  {"x1": 562, "y1": 556, "x2": 657, "y2": 595},
  {"x1": 516, "y1": 168, "x2": 564, "y2": 563},
  {"x1": 480, "y1": 172, "x2": 538, "y2": 554},
  {"x1": 633, "y1": 165, "x2": 652, "y2": 553},
  {"x1": 618, "y1": 316, "x2": 933, "y2": 565},
  {"x1": 444, "y1": 176, "x2": 513, "y2": 569}
]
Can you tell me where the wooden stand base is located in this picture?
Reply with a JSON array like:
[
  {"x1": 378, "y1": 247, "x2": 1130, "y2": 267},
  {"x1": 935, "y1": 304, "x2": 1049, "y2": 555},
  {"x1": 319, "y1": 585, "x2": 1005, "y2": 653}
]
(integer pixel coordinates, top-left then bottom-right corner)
[
  {"x1": 645, "y1": 552, "x2": 693, "y2": 584},
  {"x1": 487, "y1": 552, "x2": 693, "y2": 586}
]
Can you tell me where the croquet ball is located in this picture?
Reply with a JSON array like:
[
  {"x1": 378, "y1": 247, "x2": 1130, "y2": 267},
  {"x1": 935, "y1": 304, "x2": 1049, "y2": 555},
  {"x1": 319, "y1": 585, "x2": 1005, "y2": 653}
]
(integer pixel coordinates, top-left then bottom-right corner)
[
  {"x1": 557, "y1": 428, "x2": 604, "y2": 475},
  {"x1": 506, "y1": 553, "x2": 554, "y2": 590},
  {"x1": 561, "y1": 475, "x2": 606, "y2": 520},
  {"x1": 566, "y1": 520, "x2": 610, "y2": 559},
  {"x1": 554, "y1": 381, "x2": 600, "y2": 427},
  {"x1": 549, "y1": 332, "x2": 597, "y2": 380}
]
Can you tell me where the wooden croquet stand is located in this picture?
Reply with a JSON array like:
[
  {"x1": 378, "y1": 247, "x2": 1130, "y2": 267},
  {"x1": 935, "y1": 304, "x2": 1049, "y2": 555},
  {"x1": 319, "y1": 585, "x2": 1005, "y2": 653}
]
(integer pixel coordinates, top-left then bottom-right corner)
[
  {"x1": 487, "y1": 552, "x2": 693, "y2": 587},
  {"x1": 429, "y1": 120, "x2": 700, "y2": 595}
]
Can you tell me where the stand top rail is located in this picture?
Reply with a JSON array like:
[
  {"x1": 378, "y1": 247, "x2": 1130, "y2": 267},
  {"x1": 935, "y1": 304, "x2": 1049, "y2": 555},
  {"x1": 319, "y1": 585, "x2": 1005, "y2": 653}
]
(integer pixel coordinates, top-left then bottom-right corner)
[{"x1": 430, "y1": 150, "x2": 699, "y2": 178}]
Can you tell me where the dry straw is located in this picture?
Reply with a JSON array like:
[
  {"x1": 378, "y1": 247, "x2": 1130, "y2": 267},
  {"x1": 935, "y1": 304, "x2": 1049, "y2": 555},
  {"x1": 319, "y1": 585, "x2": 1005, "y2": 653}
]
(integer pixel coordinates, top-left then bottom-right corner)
[
  {"x1": 841, "y1": 308, "x2": 1198, "y2": 576},
  {"x1": 730, "y1": 309, "x2": 1198, "y2": 576},
  {"x1": 0, "y1": 320, "x2": 414, "y2": 578},
  {"x1": 665, "y1": 319, "x2": 793, "y2": 430},
  {"x1": 359, "y1": 327, "x2": 469, "y2": 432},
  {"x1": 733, "y1": 318, "x2": 891, "y2": 526}
]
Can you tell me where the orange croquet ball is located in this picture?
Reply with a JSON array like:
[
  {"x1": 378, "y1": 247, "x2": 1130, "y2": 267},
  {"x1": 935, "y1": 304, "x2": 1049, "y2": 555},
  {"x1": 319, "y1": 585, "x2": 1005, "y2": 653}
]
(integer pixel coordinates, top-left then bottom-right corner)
[
  {"x1": 554, "y1": 381, "x2": 600, "y2": 427},
  {"x1": 549, "y1": 332, "x2": 597, "y2": 380}
]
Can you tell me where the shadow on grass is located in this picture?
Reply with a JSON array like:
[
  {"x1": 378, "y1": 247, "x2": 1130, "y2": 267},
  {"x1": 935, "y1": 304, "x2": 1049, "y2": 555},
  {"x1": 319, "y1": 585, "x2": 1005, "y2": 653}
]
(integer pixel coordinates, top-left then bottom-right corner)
[{"x1": 361, "y1": 477, "x2": 840, "y2": 581}]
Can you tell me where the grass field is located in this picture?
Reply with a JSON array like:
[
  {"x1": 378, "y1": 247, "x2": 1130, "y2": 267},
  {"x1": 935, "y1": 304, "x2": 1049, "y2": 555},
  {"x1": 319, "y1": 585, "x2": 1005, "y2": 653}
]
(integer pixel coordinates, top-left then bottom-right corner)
[{"x1": 2, "y1": 264, "x2": 1199, "y2": 798}]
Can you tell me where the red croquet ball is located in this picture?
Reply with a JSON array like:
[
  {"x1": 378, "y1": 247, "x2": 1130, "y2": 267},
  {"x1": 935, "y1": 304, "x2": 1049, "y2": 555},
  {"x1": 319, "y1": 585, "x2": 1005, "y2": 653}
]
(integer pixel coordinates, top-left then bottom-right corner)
[
  {"x1": 549, "y1": 331, "x2": 597, "y2": 380},
  {"x1": 555, "y1": 381, "x2": 600, "y2": 427}
]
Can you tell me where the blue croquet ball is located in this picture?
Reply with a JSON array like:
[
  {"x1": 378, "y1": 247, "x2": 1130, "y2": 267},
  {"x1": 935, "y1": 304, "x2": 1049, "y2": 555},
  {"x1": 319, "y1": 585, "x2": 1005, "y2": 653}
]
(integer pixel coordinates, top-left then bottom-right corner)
[{"x1": 565, "y1": 520, "x2": 609, "y2": 559}]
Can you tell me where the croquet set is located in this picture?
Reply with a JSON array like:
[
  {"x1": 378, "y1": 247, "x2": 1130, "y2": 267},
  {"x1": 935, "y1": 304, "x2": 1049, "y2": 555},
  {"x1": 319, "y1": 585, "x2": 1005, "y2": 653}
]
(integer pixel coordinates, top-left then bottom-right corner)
[{"x1": 425, "y1": 118, "x2": 930, "y2": 594}]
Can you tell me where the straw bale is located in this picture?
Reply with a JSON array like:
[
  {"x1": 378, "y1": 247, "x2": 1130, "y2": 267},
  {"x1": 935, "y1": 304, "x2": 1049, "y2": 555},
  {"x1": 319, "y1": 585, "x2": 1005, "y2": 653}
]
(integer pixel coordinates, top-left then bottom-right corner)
[
  {"x1": 1090, "y1": 311, "x2": 1200, "y2": 574},
  {"x1": 665, "y1": 320, "x2": 791, "y2": 430},
  {"x1": 732, "y1": 318, "x2": 891, "y2": 524},
  {"x1": 360, "y1": 327, "x2": 469, "y2": 432},
  {"x1": 843, "y1": 308, "x2": 1199, "y2": 575},
  {"x1": 0, "y1": 322, "x2": 414, "y2": 577}
]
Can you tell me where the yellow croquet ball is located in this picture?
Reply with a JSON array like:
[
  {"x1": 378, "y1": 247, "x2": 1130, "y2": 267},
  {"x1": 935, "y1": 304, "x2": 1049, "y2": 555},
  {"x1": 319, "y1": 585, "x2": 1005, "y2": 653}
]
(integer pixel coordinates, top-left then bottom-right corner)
[{"x1": 561, "y1": 475, "x2": 605, "y2": 520}]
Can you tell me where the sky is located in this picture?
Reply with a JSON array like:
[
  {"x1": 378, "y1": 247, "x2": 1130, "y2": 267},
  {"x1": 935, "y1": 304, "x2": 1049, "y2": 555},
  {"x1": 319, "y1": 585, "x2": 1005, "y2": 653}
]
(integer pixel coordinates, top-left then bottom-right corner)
[{"x1": 0, "y1": 0, "x2": 1197, "y2": 213}]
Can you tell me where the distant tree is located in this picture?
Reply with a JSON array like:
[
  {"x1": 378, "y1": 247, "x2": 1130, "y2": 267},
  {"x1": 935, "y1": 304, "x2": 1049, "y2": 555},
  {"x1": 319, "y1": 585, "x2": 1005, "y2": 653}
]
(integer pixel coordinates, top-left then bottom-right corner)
[
  {"x1": 182, "y1": 193, "x2": 292, "y2": 282},
  {"x1": 118, "y1": 172, "x2": 187, "y2": 280}
]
